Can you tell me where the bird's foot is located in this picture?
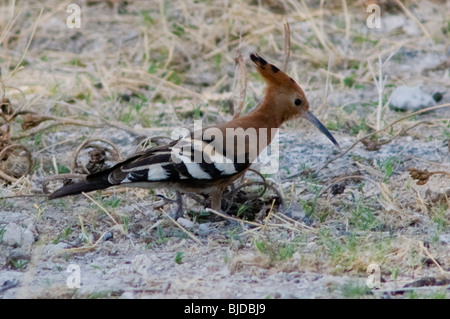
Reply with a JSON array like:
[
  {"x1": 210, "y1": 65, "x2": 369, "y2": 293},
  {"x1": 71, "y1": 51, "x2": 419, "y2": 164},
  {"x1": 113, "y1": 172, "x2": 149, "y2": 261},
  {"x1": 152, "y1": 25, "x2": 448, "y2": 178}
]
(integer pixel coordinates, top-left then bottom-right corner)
[{"x1": 157, "y1": 191, "x2": 184, "y2": 220}]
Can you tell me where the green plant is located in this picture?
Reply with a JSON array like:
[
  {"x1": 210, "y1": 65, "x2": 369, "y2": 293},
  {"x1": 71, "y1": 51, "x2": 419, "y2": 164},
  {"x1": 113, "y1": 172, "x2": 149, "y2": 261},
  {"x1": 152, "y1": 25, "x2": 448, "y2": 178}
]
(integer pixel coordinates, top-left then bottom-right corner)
[
  {"x1": 53, "y1": 226, "x2": 72, "y2": 244},
  {"x1": 378, "y1": 156, "x2": 400, "y2": 182},
  {"x1": 175, "y1": 252, "x2": 184, "y2": 264},
  {"x1": 33, "y1": 203, "x2": 46, "y2": 220},
  {"x1": 350, "y1": 118, "x2": 370, "y2": 135},
  {"x1": 430, "y1": 202, "x2": 448, "y2": 231},
  {"x1": 348, "y1": 198, "x2": 379, "y2": 231},
  {"x1": 341, "y1": 282, "x2": 372, "y2": 298},
  {"x1": 343, "y1": 74, "x2": 355, "y2": 88},
  {"x1": 254, "y1": 238, "x2": 295, "y2": 262},
  {"x1": 189, "y1": 209, "x2": 210, "y2": 223},
  {"x1": 147, "y1": 225, "x2": 169, "y2": 247},
  {"x1": 54, "y1": 164, "x2": 70, "y2": 174},
  {"x1": 91, "y1": 265, "x2": 108, "y2": 275},
  {"x1": 9, "y1": 258, "x2": 29, "y2": 270},
  {"x1": 122, "y1": 215, "x2": 129, "y2": 233},
  {"x1": 0, "y1": 225, "x2": 5, "y2": 243},
  {"x1": 226, "y1": 227, "x2": 243, "y2": 247}
]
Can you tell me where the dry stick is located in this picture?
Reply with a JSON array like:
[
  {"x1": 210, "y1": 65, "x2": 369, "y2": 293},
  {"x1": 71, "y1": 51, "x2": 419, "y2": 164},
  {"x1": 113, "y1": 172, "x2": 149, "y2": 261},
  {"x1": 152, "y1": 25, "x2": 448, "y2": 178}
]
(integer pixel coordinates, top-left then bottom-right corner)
[
  {"x1": 342, "y1": 0, "x2": 350, "y2": 43},
  {"x1": 0, "y1": 7, "x2": 23, "y2": 46},
  {"x1": 32, "y1": 137, "x2": 79, "y2": 155},
  {"x1": 10, "y1": 118, "x2": 104, "y2": 140},
  {"x1": 61, "y1": 231, "x2": 109, "y2": 254},
  {"x1": 418, "y1": 241, "x2": 447, "y2": 275},
  {"x1": 44, "y1": 173, "x2": 87, "y2": 182},
  {"x1": 0, "y1": 68, "x2": 5, "y2": 101},
  {"x1": 0, "y1": 194, "x2": 46, "y2": 199},
  {"x1": 160, "y1": 209, "x2": 202, "y2": 245},
  {"x1": 207, "y1": 208, "x2": 263, "y2": 228},
  {"x1": 0, "y1": 169, "x2": 17, "y2": 183},
  {"x1": 393, "y1": 0, "x2": 431, "y2": 39},
  {"x1": 81, "y1": 191, "x2": 125, "y2": 233},
  {"x1": 0, "y1": 144, "x2": 32, "y2": 182},
  {"x1": 263, "y1": 198, "x2": 276, "y2": 233},
  {"x1": 5, "y1": 8, "x2": 43, "y2": 82},
  {"x1": 371, "y1": 119, "x2": 448, "y2": 148},
  {"x1": 317, "y1": 103, "x2": 450, "y2": 172},
  {"x1": 271, "y1": 213, "x2": 317, "y2": 233},
  {"x1": 367, "y1": 55, "x2": 385, "y2": 131},
  {"x1": 299, "y1": 0, "x2": 333, "y2": 55},
  {"x1": 282, "y1": 21, "x2": 291, "y2": 72},
  {"x1": 232, "y1": 49, "x2": 247, "y2": 119},
  {"x1": 317, "y1": 54, "x2": 333, "y2": 115},
  {"x1": 367, "y1": 48, "x2": 399, "y2": 131}
]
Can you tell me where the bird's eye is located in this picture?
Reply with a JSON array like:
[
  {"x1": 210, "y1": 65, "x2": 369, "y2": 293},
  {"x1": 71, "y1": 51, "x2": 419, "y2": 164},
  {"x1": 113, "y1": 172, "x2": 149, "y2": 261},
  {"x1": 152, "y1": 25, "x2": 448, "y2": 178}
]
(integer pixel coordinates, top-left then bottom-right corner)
[{"x1": 294, "y1": 98, "x2": 302, "y2": 106}]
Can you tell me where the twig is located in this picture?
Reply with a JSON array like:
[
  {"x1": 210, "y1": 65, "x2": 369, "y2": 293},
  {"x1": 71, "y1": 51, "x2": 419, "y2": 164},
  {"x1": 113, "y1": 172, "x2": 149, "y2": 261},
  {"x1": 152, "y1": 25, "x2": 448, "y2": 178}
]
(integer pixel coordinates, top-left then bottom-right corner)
[
  {"x1": 282, "y1": 21, "x2": 291, "y2": 72},
  {"x1": 0, "y1": 144, "x2": 33, "y2": 182},
  {"x1": 393, "y1": 0, "x2": 431, "y2": 39},
  {"x1": 0, "y1": 169, "x2": 17, "y2": 183},
  {"x1": 160, "y1": 209, "x2": 202, "y2": 245},
  {"x1": 367, "y1": 55, "x2": 385, "y2": 131},
  {"x1": 299, "y1": 0, "x2": 333, "y2": 54},
  {"x1": 81, "y1": 191, "x2": 125, "y2": 233},
  {"x1": 232, "y1": 49, "x2": 247, "y2": 119},
  {"x1": 271, "y1": 213, "x2": 317, "y2": 233},
  {"x1": 263, "y1": 199, "x2": 276, "y2": 233},
  {"x1": 207, "y1": 208, "x2": 263, "y2": 227},
  {"x1": 44, "y1": 173, "x2": 87, "y2": 182},
  {"x1": 60, "y1": 231, "x2": 109, "y2": 254},
  {"x1": 342, "y1": 0, "x2": 350, "y2": 43},
  {"x1": 10, "y1": 118, "x2": 104, "y2": 140},
  {"x1": 418, "y1": 241, "x2": 448, "y2": 275},
  {"x1": 317, "y1": 103, "x2": 450, "y2": 171},
  {"x1": 0, "y1": 194, "x2": 46, "y2": 199},
  {"x1": 5, "y1": 8, "x2": 43, "y2": 82}
]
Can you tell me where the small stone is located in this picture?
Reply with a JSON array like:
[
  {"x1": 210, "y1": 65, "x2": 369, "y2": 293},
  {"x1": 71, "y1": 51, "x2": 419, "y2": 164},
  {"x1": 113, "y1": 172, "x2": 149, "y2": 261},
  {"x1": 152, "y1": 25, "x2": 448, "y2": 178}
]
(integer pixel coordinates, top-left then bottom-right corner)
[
  {"x1": 198, "y1": 223, "x2": 213, "y2": 236},
  {"x1": 2, "y1": 223, "x2": 35, "y2": 248},
  {"x1": 177, "y1": 217, "x2": 194, "y2": 229},
  {"x1": 432, "y1": 92, "x2": 443, "y2": 103},
  {"x1": 439, "y1": 234, "x2": 450, "y2": 245},
  {"x1": 283, "y1": 202, "x2": 305, "y2": 221},
  {"x1": 390, "y1": 86, "x2": 435, "y2": 112},
  {"x1": 43, "y1": 242, "x2": 69, "y2": 256}
]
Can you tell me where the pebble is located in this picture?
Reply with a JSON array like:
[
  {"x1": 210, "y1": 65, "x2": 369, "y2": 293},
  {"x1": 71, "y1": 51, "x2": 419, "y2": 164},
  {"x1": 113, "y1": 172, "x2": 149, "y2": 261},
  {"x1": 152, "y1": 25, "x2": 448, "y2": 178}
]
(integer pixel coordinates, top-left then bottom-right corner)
[
  {"x1": 198, "y1": 223, "x2": 213, "y2": 236},
  {"x1": 389, "y1": 85, "x2": 436, "y2": 112},
  {"x1": 283, "y1": 202, "x2": 305, "y2": 221},
  {"x1": 2, "y1": 223, "x2": 36, "y2": 248},
  {"x1": 177, "y1": 217, "x2": 194, "y2": 229},
  {"x1": 439, "y1": 234, "x2": 450, "y2": 245}
]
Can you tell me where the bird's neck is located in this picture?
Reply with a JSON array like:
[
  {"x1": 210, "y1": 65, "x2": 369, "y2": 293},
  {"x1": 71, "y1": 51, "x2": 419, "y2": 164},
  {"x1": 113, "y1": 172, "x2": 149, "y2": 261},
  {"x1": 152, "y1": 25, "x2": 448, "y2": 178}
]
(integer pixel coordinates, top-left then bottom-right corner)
[{"x1": 246, "y1": 99, "x2": 286, "y2": 129}]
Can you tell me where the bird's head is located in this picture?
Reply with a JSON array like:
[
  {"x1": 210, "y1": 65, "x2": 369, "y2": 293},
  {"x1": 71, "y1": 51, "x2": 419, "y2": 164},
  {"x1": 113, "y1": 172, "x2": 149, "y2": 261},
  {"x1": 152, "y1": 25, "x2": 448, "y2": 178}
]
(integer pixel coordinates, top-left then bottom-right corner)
[{"x1": 250, "y1": 53, "x2": 340, "y2": 150}]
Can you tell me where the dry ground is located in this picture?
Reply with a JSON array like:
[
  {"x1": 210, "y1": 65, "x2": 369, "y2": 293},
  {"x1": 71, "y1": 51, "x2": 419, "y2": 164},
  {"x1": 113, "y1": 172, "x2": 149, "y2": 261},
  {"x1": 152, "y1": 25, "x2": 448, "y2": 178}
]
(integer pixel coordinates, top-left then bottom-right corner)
[{"x1": 0, "y1": 0, "x2": 449, "y2": 299}]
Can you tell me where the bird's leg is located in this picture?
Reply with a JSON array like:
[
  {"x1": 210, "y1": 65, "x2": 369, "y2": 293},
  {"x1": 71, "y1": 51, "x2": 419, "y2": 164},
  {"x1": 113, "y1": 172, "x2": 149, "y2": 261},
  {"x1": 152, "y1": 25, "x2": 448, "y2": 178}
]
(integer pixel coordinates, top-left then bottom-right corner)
[
  {"x1": 210, "y1": 185, "x2": 236, "y2": 223},
  {"x1": 157, "y1": 191, "x2": 184, "y2": 219},
  {"x1": 210, "y1": 185, "x2": 226, "y2": 212},
  {"x1": 172, "y1": 190, "x2": 184, "y2": 219}
]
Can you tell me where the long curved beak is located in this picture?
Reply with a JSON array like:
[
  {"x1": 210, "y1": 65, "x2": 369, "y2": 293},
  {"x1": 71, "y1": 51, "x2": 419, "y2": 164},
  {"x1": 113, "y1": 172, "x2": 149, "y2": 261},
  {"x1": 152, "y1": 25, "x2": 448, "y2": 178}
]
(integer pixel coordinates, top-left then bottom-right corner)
[{"x1": 303, "y1": 111, "x2": 340, "y2": 150}]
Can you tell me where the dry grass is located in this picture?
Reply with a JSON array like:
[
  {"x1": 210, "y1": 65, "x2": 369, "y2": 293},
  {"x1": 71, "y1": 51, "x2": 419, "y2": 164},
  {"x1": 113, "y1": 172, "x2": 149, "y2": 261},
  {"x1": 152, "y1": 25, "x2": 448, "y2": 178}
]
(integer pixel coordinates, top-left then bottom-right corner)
[{"x1": 0, "y1": 0, "x2": 449, "y2": 298}]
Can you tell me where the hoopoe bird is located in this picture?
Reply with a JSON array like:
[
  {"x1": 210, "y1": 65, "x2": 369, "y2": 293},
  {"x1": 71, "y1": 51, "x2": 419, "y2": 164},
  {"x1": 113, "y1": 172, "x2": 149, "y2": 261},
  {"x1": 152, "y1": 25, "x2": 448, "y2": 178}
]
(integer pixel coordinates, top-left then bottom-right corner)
[{"x1": 49, "y1": 53, "x2": 340, "y2": 218}]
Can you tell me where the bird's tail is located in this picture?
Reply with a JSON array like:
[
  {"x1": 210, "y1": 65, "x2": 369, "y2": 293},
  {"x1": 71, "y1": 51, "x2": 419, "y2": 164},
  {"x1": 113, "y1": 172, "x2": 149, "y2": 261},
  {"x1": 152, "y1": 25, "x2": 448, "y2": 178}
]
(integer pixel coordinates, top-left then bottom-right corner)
[{"x1": 48, "y1": 171, "x2": 113, "y2": 199}]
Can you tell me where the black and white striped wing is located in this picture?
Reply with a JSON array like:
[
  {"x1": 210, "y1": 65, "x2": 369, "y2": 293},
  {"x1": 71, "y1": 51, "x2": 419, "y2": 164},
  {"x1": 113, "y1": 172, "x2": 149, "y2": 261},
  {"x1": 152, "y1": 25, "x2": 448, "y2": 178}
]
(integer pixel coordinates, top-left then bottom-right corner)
[{"x1": 104, "y1": 137, "x2": 250, "y2": 186}]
